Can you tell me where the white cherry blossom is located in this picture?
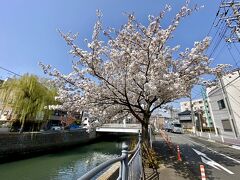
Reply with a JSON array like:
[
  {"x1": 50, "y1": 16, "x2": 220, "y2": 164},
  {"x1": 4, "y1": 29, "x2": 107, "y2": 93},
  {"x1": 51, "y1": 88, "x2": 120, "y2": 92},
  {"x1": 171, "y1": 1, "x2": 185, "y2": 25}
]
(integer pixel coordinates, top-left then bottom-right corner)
[{"x1": 40, "y1": 3, "x2": 228, "y2": 141}]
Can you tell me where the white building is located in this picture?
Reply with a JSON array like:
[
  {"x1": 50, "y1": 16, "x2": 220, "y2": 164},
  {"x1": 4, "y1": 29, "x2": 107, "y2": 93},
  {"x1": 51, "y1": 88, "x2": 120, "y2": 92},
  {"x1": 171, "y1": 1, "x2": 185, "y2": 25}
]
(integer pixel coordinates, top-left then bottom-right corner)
[
  {"x1": 180, "y1": 98, "x2": 204, "y2": 112},
  {"x1": 207, "y1": 70, "x2": 240, "y2": 138},
  {"x1": 180, "y1": 97, "x2": 213, "y2": 129}
]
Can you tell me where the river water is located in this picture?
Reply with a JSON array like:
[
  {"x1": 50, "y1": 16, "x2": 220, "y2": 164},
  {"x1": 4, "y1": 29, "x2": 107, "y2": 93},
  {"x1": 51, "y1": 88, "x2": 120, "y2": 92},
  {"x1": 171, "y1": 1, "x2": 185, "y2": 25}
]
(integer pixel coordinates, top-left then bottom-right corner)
[{"x1": 0, "y1": 136, "x2": 132, "y2": 180}]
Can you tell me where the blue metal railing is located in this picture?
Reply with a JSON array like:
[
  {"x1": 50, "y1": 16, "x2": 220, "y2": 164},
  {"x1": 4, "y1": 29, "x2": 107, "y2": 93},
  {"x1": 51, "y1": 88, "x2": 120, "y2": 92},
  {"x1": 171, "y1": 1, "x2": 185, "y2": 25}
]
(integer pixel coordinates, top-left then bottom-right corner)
[
  {"x1": 78, "y1": 133, "x2": 142, "y2": 180},
  {"x1": 127, "y1": 141, "x2": 142, "y2": 180}
]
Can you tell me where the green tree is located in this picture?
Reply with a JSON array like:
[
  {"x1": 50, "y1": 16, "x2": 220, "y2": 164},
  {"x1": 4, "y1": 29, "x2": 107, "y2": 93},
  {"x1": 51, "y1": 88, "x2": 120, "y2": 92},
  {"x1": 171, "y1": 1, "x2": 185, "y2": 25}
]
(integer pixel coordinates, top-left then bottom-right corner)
[{"x1": 0, "y1": 74, "x2": 56, "y2": 132}]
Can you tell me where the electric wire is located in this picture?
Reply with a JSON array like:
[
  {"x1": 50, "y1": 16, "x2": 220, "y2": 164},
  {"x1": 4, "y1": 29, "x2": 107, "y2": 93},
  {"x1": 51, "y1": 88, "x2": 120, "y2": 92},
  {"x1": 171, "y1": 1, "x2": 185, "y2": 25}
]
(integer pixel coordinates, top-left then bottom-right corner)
[
  {"x1": 227, "y1": 44, "x2": 240, "y2": 67},
  {"x1": 209, "y1": 24, "x2": 229, "y2": 58},
  {"x1": 233, "y1": 43, "x2": 240, "y2": 58},
  {"x1": 0, "y1": 66, "x2": 21, "y2": 77},
  {"x1": 223, "y1": 76, "x2": 240, "y2": 93}
]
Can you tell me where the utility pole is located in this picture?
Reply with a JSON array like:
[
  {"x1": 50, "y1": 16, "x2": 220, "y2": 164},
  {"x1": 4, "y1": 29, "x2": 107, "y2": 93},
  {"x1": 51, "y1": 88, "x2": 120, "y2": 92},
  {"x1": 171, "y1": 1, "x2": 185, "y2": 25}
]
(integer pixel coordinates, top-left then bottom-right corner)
[
  {"x1": 219, "y1": 1, "x2": 240, "y2": 42},
  {"x1": 218, "y1": 73, "x2": 239, "y2": 138},
  {"x1": 198, "y1": 110, "x2": 203, "y2": 133},
  {"x1": 170, "y1": 106, "x2": 173, "y2": 120},
  {"x1": 189, "y1": 93, "x2": 196, "y2": 135}
]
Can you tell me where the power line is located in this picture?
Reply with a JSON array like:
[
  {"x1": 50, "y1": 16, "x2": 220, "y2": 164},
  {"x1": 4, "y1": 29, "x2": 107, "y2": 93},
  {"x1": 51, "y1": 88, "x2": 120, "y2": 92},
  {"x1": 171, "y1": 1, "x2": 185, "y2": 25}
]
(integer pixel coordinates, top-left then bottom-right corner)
[
  {"x1": 0, "y1": 66, "x2": 21, "y2": 77},
  {"x1": 233, "y1": 43, "x2": 240, "y2": 57},
  {"x1": 207, "y1": 70, "x2": 240, "y2": 97},
  {"x1": 227, "y1": 44, "x2": 240, "y2": 67},
  {"x1": 206, "y1": 0, "x2": 225, "y2": 36},
  {"x1": 212, "y1": 42, "x2": 227, "y2": 62},
  {"x1": 226, "y1": 89, "x2": 240, "y2": 107},
  {"x1": 219, "y1": 1, "x2": 240, "y2": 43},
  {"x1": 207, "y1": 10, "x2": 220, "y2": 36},
  {"x1": 209, "y1": 24, "x2": 229, "y2": 58},
  {"x1": 223, "y1": 76, "x2": 240, "y2": 93}
]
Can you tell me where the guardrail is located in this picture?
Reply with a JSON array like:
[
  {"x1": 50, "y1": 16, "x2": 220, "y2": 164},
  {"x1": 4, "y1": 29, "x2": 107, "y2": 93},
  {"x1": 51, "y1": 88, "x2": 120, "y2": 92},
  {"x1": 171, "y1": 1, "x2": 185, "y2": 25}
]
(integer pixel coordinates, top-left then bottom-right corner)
[{"x1": 77, "y1": 133, "x2": 142, "y2": 180}]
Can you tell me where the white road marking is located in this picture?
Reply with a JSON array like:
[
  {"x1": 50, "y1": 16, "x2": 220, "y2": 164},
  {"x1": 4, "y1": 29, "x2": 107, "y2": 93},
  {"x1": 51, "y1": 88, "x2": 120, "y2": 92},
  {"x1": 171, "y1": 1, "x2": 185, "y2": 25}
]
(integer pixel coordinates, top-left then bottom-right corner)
[
  {"x1": 201, "y1": 157, "x2": 220, "y2": 170},
  {"x1": 193, "y1": 148, "x2": 235, "y2": 175},
  {"x1": 206, "y1": 147, "x2": 240, "y2": 164},
  {"x1": 182, "y1": 135, "x2": 240, "y2": 164}
]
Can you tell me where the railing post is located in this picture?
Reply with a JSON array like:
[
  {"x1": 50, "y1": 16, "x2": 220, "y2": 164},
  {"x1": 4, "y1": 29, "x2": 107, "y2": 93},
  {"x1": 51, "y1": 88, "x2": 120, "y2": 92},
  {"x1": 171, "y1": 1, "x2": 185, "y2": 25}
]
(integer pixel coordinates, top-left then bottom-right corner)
[
  {"x1": 148, "y1": 125, "x2": 152, "y2": 148},
  {"x1": 121, "y1": 142, "x2": 128, "y2": 180},
  {"x1": 139, "y1": 130, "x2": 142, "y2": 143},
  {"x1": 138, "y1": 131, "x2": 143, "y2": 178}
]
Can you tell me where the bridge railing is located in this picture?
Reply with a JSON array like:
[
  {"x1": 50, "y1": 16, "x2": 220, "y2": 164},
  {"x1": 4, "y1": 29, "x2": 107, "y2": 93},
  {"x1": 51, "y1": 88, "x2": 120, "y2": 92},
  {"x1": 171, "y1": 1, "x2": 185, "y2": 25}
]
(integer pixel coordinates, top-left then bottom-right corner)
[
  {"x1": 77, "y1": 133, "x2": 142, "y2": 180},
  {"x1": 100, "y1": 123, "x2": 142, "y2": 129}
]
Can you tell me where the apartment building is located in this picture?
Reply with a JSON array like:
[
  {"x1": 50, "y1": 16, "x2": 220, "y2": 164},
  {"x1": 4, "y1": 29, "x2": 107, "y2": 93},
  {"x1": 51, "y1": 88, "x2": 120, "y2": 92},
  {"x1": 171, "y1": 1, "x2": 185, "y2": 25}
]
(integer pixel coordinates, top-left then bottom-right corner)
[
  {"x1": 180, "y1": 97, "x2": 213, "y2": 130},
  {"x1": 180, "y1": 98, "x2": 204, "y2": 112}
]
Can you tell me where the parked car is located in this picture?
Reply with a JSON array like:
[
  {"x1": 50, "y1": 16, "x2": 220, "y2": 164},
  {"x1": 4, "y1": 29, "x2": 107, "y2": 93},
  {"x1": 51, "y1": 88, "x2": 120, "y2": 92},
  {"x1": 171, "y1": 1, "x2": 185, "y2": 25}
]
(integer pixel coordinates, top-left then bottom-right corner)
[
  {"x1": 50, "y1": 126, "x2": 62, "y2": 131},
  {"x1": 171, "y1": 123, "x2": 183, "y2": 134}
]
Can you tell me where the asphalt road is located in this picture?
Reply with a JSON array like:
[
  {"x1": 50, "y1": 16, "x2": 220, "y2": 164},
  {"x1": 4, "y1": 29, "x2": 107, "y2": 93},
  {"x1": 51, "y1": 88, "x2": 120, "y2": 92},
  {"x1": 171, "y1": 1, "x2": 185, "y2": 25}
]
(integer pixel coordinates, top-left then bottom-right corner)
[{"x1": 164, "y1": 132, "x2": 240, "y2": 180}]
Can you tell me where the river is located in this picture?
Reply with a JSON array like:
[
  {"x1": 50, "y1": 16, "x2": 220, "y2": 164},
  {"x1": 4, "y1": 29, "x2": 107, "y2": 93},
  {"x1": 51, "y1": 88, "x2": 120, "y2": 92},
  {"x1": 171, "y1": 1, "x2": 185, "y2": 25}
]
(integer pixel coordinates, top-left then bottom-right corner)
[{"x1": 0, "y1": 136, "x2": 133, "y2": 180}]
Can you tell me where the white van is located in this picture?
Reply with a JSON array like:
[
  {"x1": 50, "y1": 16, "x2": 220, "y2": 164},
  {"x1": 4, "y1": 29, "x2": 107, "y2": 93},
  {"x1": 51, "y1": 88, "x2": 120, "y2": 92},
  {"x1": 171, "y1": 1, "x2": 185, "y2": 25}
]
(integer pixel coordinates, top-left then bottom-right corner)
[{"x1": 171, "y1": 123, "x2": 183, "y2": 134}]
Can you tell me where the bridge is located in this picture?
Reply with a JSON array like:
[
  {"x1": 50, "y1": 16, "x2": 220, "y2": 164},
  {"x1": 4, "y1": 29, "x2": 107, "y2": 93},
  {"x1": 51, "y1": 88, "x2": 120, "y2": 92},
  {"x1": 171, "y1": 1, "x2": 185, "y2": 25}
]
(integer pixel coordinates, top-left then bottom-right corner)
[{"x1": 96, "y1": 123, "x2": 141, "y2": 134}]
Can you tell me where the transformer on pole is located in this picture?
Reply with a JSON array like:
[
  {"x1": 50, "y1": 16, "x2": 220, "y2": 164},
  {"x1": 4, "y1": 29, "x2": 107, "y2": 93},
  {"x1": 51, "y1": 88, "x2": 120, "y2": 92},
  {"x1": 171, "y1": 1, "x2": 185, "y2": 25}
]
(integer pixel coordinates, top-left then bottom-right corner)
[{"x1": 218, "y1": 1, "x2": 240, "y2": 43}]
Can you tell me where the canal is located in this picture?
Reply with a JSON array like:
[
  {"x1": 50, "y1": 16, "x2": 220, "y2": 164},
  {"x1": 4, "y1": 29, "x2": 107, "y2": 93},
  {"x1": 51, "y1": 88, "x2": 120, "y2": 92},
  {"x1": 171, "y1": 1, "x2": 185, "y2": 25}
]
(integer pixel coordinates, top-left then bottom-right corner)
[{"x1": 0, "y1": 136, "x2": 134, "y2": 180}]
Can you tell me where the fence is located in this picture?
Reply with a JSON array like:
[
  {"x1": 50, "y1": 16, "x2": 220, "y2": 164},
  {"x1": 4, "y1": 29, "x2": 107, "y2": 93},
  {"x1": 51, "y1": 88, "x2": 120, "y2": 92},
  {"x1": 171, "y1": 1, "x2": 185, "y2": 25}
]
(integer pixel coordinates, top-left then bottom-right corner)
[{"x1": 77, "y1": 133, "x2": 143, "y2": 180}]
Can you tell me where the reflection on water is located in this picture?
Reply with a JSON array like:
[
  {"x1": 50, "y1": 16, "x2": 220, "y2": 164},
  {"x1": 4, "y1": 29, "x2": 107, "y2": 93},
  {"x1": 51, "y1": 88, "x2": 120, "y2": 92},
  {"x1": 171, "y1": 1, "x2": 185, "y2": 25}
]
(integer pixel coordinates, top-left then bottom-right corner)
[{"x1": 0, "y1": 137, "x2": 132, "y2": 180}]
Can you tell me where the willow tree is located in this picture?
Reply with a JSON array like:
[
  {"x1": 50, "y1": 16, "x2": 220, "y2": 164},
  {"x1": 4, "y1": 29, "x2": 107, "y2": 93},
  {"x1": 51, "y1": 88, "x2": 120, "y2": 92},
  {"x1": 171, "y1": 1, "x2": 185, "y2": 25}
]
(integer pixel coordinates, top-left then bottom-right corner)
[
  {"x1": 0, "y1": 74, "x2": 56, "y2": 132},
  {"x1": 40, "y1": 3, "x2": 227, "y2": 142}
]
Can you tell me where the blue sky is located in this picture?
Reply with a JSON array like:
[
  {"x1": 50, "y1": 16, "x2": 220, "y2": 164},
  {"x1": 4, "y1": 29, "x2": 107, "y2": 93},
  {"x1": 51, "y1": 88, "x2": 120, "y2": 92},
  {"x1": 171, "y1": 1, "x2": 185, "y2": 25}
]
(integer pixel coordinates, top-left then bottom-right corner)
[{"x1": 0, "y1": 0, "x2": 239, "y2": 101}]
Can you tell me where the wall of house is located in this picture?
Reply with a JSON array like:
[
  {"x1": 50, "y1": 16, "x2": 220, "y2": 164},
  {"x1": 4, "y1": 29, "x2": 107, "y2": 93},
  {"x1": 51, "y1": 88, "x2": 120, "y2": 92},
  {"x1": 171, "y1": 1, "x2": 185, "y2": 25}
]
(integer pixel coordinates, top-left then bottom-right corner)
[
  {"x1": 223, "y1": 72, "x2": 240, "y2": 136},
  {"x1": 0, "y1": 129, "x2": 97, "y2": 162},
  {"x1": 207, "y1": 86, "x2": 235, "y2": 137}
]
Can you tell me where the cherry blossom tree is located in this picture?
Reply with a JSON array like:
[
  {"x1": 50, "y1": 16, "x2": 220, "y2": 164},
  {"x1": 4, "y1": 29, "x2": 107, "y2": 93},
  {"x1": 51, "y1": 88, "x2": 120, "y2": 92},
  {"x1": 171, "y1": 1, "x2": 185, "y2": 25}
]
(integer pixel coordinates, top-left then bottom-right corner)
[{"x1": 40, "y1": 3, "x2": 227, "y2": 142}]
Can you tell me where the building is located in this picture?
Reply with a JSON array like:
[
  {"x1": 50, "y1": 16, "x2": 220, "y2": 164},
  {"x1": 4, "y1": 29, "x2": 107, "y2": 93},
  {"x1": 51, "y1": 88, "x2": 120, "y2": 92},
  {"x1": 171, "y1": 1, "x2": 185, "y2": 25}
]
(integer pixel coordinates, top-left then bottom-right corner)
[
  {"x1": 178, "y1": 110, "x2": 192, "y2": 131},
  {"x1": 180, "y1": 98, "x2": 204, "y2": 112},
  {"x1": 180, "y1": 98, "x2": 213, "y2": 131},
  {"x1": 207, "y1": 70, "x2": 240, "y2": 138}
]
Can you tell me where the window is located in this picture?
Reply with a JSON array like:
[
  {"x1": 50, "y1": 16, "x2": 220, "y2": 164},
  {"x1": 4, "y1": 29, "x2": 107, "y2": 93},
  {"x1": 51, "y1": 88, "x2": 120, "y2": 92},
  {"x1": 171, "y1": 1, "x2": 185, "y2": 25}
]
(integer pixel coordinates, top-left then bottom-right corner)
[
  {"x1": 199, "y1": 101, "x2": 203, "y2": 104},
  {"x1": 174, "y1": 124, "x2": 182, "y2": 127},
  {"x1": 221, "y1": 119, "x2": 232, "y2": 132},
  {"x1": 217, "y1": 99, "x2": 226, "y2": 110}
]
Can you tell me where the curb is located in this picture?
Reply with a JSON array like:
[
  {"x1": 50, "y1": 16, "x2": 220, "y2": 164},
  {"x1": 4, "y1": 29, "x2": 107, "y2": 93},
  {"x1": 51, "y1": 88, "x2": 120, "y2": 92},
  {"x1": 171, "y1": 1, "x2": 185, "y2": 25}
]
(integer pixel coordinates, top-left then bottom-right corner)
[{"x1": 189, "y1": 134, "x2": 240, "y2": 148}]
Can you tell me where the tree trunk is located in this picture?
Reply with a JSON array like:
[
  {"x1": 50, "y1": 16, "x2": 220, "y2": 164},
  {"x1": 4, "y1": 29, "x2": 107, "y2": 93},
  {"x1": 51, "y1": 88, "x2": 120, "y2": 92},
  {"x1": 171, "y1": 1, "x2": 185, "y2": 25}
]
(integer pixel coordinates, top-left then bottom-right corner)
[{"x1": 142, "y1": 123, "x2": 150, "y2": 145}]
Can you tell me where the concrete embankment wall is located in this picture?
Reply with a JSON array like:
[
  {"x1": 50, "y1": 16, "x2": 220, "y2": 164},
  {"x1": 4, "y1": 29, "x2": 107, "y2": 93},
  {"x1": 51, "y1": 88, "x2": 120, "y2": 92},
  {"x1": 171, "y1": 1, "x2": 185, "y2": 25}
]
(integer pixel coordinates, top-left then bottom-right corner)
[{"x1": 0, "y1": 129, "x2": 97, "y2": 162}]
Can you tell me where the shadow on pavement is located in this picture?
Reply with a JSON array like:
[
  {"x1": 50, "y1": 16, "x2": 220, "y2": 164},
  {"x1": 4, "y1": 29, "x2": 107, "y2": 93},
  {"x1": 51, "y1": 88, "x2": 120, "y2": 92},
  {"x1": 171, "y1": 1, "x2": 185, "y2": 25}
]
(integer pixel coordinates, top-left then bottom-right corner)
[
  {"x1": 153, "y1": 139, "x2": 198, "y2": 180},
  {"x1": 143, "y1": 168, "x2": 159, "y2": 180}
]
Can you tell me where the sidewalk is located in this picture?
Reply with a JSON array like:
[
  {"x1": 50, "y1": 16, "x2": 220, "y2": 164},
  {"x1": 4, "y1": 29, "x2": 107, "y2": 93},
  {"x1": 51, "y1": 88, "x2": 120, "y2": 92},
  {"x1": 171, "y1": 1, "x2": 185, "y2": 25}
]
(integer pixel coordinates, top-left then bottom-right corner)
[
  {"x1": 194, "y1": 131, "x2": 240, "y2": 146},
  {"x1": 143, "y1": 135, "x2": 196, "y2": 180}
]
